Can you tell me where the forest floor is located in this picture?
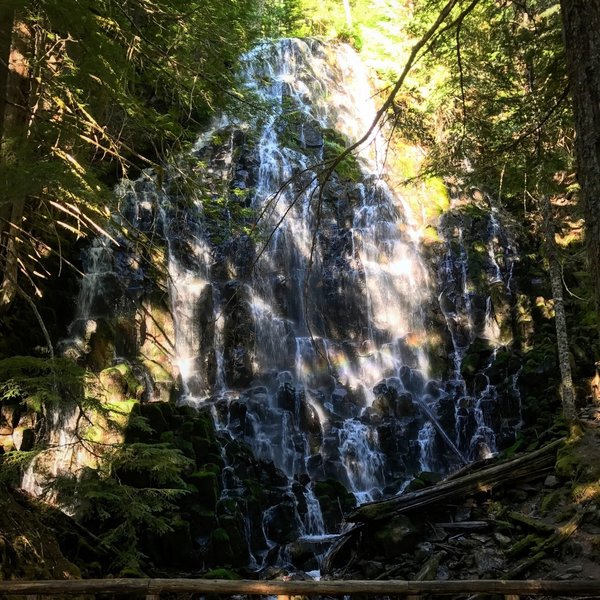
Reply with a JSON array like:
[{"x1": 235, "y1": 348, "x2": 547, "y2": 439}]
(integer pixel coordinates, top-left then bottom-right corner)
[{"x1": 323, "y1": 422, "x2": 600, "y2": 588}]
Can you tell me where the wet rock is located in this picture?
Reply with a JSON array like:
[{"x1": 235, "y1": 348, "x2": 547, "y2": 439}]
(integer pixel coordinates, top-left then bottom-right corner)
[
  {"x1": 358, "y1": 560, "x2": 387, "y2": 579},
  {"x1": 400, "y1": 366, "x2": 425, "y2": 396},
  {"x1": 299, "y1": 120, "x2": 323, "y2": 148},
  {"x1": 263, "y1": 495, "x2": 301, "y2": 544},
  {"x1": 277, "y1": 383, "x2": 296, "y2": 412},
  {"x1": 222, "y1": 281, "x2": 255, "y2": 388},
  {"x1": 314, "y1": 478, "x2": 356, "y2": 531},
  {"x1": 474, "y1": 547, "x2": 503, "y2": 576},
  {"x1": 286, "y1": 539, "x2": 319, "y2": 571},
  {"x1": 372, "y1": 515, "x2": 422, "y2": 558},
  {"x1": 493, "y1": 532, "x2": 511, "y2": 546},
  {"x1": 13, "y1": 427, "x2": 35, "y2": 451},
  {"x1": 372, "y1": 382, "x2": 416, "y2": 419},
  {"x1": 306, "y1": 454, "x2": 326, "y2": 481}
]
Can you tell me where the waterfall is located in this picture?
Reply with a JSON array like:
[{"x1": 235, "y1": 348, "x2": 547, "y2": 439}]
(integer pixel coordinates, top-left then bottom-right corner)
[{"x1": 31, "y1": 37, "x2": 524, "y2": 572}]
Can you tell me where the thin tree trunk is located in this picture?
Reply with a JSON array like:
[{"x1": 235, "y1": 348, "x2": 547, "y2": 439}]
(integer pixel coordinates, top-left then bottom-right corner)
[
  {"x1": 0, "y1": 6, "x2": 14, "y2": 144},
  {"x1": 0, "y1": 7, "x2": 15, "y2": 246},
  {"x1": 559, "y1": 0, "x2": 600, "y2": 332},
  {"x1": 0, "y1": 196, "x2": 26, "y2": 310},
  {"x1": 541, "y1": 196, "x2": 577, "y2": 421},
  {"x1": 0, "y1": 19, "x2": 34, "y2": 313}
]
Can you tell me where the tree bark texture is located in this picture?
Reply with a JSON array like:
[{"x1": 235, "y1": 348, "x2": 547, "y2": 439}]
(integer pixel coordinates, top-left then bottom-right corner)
[
  {"x1": 541, "y1": 196, "x2": 577, "y2": 420},
  {"x1": 0, "y1": 6, "x2": 14, "y2": 144},
  {"x1": 0, "y1": 20, "x2": 34, "y2": 312},
  {"x1": 0, "y1": 6, "x2": 15, "y2": 248},
  {"x1": 560, "y1": 0, "x2": 600, "y2": 330}
]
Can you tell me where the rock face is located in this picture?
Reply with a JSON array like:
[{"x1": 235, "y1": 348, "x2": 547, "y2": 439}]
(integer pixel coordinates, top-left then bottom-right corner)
[{"x1": 16, "y1": 38, "x2": 538, "y2": 573}]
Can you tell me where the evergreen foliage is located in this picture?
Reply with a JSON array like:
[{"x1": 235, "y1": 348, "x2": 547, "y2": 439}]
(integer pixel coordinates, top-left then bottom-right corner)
[{"x1": 0, "y1": 0, "x2": 282, "y2": 314}]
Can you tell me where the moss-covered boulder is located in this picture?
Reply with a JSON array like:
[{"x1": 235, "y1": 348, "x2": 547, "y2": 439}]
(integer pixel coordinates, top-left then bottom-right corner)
[
  {"x1": 314, "y1": 478, "x2": 356, "y2": 531},
  {"x1": 189, "y1": 470, "x2": 220, "y2": 510}
]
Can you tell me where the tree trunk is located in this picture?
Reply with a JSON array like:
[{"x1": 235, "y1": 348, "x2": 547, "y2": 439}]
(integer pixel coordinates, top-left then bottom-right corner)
[
  {"x1": 0, "y1": 7, "x2": 15, "y2": 247},
  {"x1": 559, "y1": 0, "x2": 600, "y2": 330},
  {"x1": 0, "y1": 18, "x2": 33, "y2": 313},
  {"x1": 541, "y1": 196, "x2": 577, "y2": 420},
  {"x1": 0, "y1": 6, "x2": 14, "y2": 144}
]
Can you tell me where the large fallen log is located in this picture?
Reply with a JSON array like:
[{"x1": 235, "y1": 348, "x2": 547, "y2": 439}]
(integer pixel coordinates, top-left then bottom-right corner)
[
  {"x1": 0, "y1": 578, "x2": 599, "y2": 596},
  {"x1": 347, "y1": 438, "x2": 564, "y2": 523}
]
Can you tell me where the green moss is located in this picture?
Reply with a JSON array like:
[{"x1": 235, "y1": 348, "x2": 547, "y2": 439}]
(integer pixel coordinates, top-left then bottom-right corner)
[
  {"x1": 219, "y1": 515, "x2": 249, "y2": 564},
  {"x1": 423, "y1": 176, "x2": 450, "y2": 217},
  {"x1": 422, "y1": 224, "x2": 442, "y2": 244},
  {"x1": 556, "y1": 446, "x2": 582, "y2": 480},
  {"x1": 99, "y1": 362, "x2": 144, "y2": 402},
  {"x1": 118, "y1": 565, "x2": 148, "y2": 577},
  {"x1": 405, "y1": 477, "x2": 427, "y2": 492},
  {"x1": 322, "y1": 129, "x2": 362, "y2": 182},
  {"x1": 189, "y1": 470, "x2": 219, "y2": 509},
  {"x1": 211, "y1": 528, "x2": 234, "y2": 564},
  {"x1": 506, "y1": 533, "x2": 543, "y2": 558},
  {"x1": 202, "y1": 568, "x2": 241, "y2": 579},
  {"x1": 314, "y1": 478, "x2": 356, "y2": 513},
  {"x1": 572, "y1": 481, "x2": 600, "y2": 505}
]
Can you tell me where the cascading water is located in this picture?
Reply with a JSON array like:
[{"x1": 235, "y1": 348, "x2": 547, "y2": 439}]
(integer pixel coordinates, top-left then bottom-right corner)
[{"x1": 31, "y1": 38, "x2": 525, "y2": 573}]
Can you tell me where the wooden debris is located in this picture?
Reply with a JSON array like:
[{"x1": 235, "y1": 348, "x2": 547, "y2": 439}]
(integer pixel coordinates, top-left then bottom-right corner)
[
  {"x1": 505, "y1": 508, "x2": 589, "y2": 579},
  {"x1": 347, "y1": 439, "x2": 564, "y2": 523},
  {"x1": 507, "y1": 511, "x2": 555, "y2": 533},
  {"x1": 434, "y1": 520, "x2": 491, "y2": 531},
  {"x1": 0, "y1": 578, "x2": 599, "y2": 596}
]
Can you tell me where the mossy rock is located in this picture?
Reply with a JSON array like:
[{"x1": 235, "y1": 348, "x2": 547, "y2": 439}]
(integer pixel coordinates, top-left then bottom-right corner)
[
  {"x1": 161, "y1": 430, "x2": 195, "y2": 460},
  {"x1": 217, "y1": 498, "x2": 238, "y2": 516},
  {"x1": 218, "y1": 515, "x2": 250, "y2": 566},
  {"x1": 210, "y1": 527, "x2": 234, "y2": 565},
  {"x1": 99, "y1": 362, "x2": 144, "y2": 402},
  {"x1": 86, "y1": 319, "x2": 116, "y2": 372},
  {"x1": 405, "y1": 477, "x2": 427, "y2": 492},
  {"x1": 118, "y1": 565, "x2": 148, "y2": 577},
  {"x1": 202, "y1": 567, "x2": 241, "y2": 579},
  {"x1": 190, "y1": 409, "x2": 218, "y2": 441},
  {"x1": 540, "y1": 490, "x2": 565, "y2": 515},
  {"x1": 141, "y1": 402, "x2": 173, "y2": 435},
  {"x1": 314, "y1": 479, "x2": 356, "y2": 512},
  {"x1": 322, "y1": 129, "x2": 362, "y2": 182},
  {"x1": 192, "y1": 434, "x2": 217, "y2": 458},
  {"x1": 314, "y1": 478, "x2": 356, "y2": 530},
  {"x1": 371, "y1": 515, "x2": 421, "y2": 558},
  {"x1": 555, "y1": 446, "x2": 582, "y2": 480},
  {"x1": 461, "y1": 337, "x2": 493, "y2": 380},
  {"x1": 189, "y1": 470, "x2": 220, "y2": 510}
]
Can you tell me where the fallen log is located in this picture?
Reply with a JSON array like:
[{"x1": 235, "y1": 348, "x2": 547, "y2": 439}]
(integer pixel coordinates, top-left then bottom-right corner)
[
  {"x1": 347, "y1": 438, "x2": 564, "y2": 523},
  {"x1": 434, "y1": 520, "x2": 491, "y2": 530},
  {"x1": 0, "y1": 578, "x2": 599, "y2": 596},
  {"x1": 505, "y1": 507, "x2": 589, "y2": 579},
  {"x1": 506, "y1": 511, "x2": 555, "y2": 534}
]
